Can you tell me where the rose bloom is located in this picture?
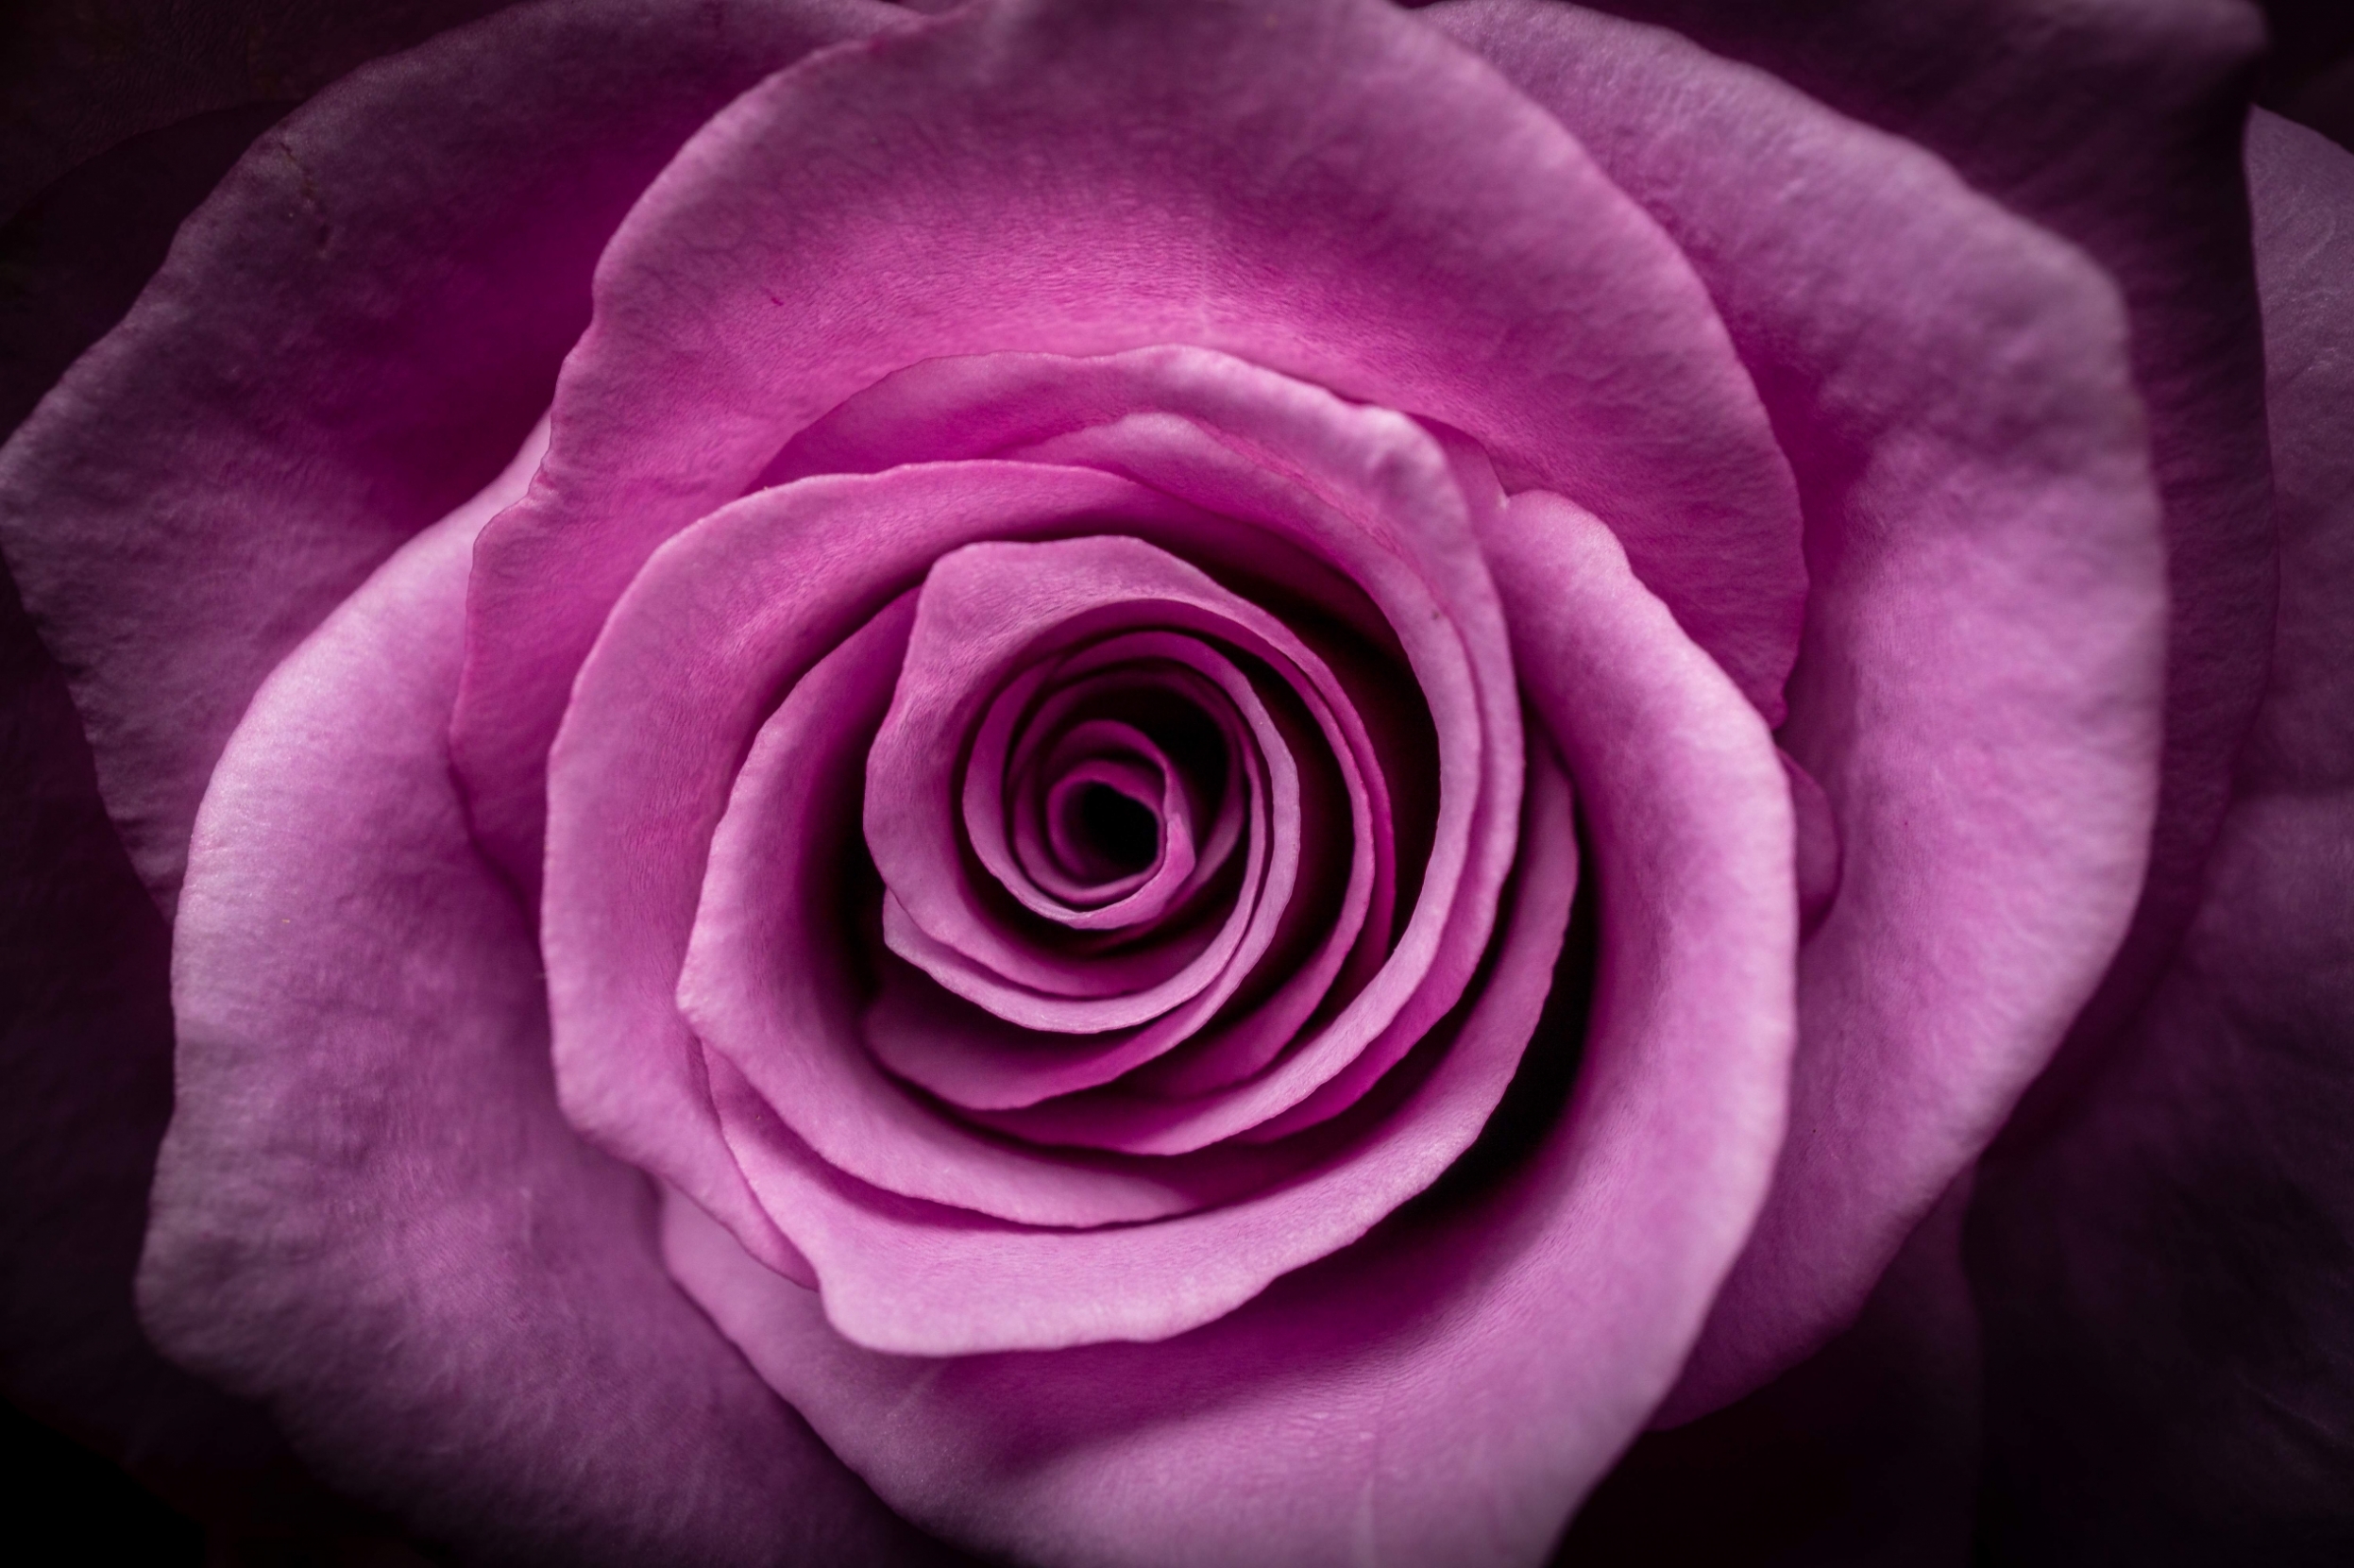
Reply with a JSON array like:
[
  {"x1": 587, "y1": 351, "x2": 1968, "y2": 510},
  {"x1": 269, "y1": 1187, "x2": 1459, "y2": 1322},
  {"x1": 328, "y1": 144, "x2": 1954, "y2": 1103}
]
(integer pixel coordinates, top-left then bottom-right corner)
[{"x1": 2, "y1": 0, "x2": 2349, "y2": 1562}]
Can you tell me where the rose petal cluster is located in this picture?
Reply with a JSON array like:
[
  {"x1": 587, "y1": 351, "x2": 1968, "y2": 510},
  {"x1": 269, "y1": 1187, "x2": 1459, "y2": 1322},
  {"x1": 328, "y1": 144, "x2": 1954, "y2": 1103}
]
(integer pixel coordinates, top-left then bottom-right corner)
[
  {"x1": 4, "y1": 0, "x2": 2339, "y2": 1563},
  {"x1": 535, "y1": 344, "x2": 1555, "y2": 1357}
]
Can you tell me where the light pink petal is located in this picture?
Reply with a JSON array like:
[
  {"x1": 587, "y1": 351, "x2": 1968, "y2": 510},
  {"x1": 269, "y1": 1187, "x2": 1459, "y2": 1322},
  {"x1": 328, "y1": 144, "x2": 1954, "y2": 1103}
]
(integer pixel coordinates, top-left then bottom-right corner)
[
  {"x1": 0, "y1": 0, "x2": 898, "y2": 913},
  {"x1": 671, "y1": 500, "x2": 1793, "y2": 1564},
  {"x1": 139, "y1": 477, "x2": 937, "y2": 1565},
  {"x1": 451, "y1": 0, "x2": 1804, "y2": 885},
  {"x1": 543, "y1": 463, "x2": 1207, "y2": 1260},
  {"x1": 1428, "y1": 0, "x2": 2169, "y2": 1417}
]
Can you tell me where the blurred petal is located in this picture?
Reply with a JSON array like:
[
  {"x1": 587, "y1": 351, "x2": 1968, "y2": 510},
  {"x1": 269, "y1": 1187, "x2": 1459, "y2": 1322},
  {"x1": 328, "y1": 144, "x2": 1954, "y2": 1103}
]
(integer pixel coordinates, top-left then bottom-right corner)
[
  {"x1": 141, "y1": 452, "x2": 945, "y2": 1565},
  {"x1": 1563, "y1": 1175, "x2": 1980, "y2": 1567},
  {"x1": 0, "y1": 0, "x2": 510, "y2": 221},
  {"x1": 1967, "y1": 110, "x2": 2354, "y2": 1565},
  {"x1": 0, "y1": 521, "x2": 347, "y2": 1544},
  {"x1": 0, "y1": 102, "x2": 287, "y2": 447}
]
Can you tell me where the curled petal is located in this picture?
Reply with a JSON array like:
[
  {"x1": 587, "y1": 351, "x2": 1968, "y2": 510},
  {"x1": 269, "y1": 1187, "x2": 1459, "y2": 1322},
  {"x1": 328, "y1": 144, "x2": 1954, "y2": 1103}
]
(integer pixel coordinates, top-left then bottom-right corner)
[
  {"x1": 452, "y1": 0, "x2": 1804, "y2": 886},
  {"x1": 671, "y1": 496, "x2": 1792, "y2": 1564},
  {"x1": 0, "y1": 0, "x2": 897, "y2": 911},
  {"x1": 1431, "y1": 0, "x2": 2168, "y2": 1414},
  {"x1": 544, "y1": 463, "x2": 1199, "y2": 1268},
  {"x1": 688, "y1": 737, "x2": 1578, "y2": 1357},
  {"x1": 140, "y1": 461, "x2": 932, "y2": 1566}
]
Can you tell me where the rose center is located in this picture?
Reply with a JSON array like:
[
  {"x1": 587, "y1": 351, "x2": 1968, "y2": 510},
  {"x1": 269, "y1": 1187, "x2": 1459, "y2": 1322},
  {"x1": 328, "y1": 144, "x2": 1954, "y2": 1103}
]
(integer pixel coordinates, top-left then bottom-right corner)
[{"x1": 1056, "y1": 778, "x2": 1162, "y2": 880}]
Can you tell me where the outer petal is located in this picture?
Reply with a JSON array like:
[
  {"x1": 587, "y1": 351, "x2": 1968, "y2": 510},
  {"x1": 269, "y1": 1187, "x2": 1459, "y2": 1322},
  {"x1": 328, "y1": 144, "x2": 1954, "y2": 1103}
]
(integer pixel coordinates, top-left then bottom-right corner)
[
  {"x1": 1967, "y1": 111, "x2": 2354, "y2": 1566},
  {"x1": 1590, "y1": 0, "x2": 2278, "y2": 1161},
  {"x1": 0, "y1": 530, "x2": 343, "y2": 1543},
  {"x1": 669, "y1": 500, "x2": 1794, "y2": 1566},
  {"x1": 139, "y1": 453, "x2": 943, "y2": 1566},
  {"x1": 1429, "y1": 0, "x2": 2168, "y2": 1414},
  {"x1": 0, "y1": 0, "x2": 900, "y2": 913},
  {"x1": 452, "y1": 0, "x2": 1806, "y2": 887},
  {"x1": 0, "y1": 0, "x2": 510, "y2": 221}
]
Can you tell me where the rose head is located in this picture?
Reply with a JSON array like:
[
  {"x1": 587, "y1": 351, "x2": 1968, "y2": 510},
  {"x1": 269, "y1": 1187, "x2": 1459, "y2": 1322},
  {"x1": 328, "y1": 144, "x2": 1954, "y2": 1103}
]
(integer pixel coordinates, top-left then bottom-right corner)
[{"x1": 2, "y1": 0, "x2": 2347, "y2": 1563}]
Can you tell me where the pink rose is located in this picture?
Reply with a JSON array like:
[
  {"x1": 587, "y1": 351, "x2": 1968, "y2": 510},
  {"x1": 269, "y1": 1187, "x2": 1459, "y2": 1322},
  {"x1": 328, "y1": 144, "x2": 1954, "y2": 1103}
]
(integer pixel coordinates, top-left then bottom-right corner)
[{"x1": 2, "y1": 1, "x2": 2347, "y2": 1562}]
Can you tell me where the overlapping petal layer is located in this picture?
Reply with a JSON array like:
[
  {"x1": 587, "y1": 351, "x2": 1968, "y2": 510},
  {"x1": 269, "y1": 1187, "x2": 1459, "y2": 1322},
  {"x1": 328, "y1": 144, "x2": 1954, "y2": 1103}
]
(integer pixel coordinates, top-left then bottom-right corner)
[
  {"x1": 451, "y1": 0, "x2": 1804, "y2": 895},
  {"x1": 549, "y1": 338, "x2": 1544, "y2": 1355},
  {"x1": 3, "y1": 2, "x2": 2231, "y2": 1564},
  {"x1": 668, "y1": 497, "x2": 1796, "y2": 1565},
  {"x1": 139, "y1": 452, "x2": 939, "y2": 1567},
  {"x1": 0, "y1": 0, "x2": 902, "y2": 913},
  {"x1": 1431, "y1": 0, "x2": 2170, "y2": 1416}
]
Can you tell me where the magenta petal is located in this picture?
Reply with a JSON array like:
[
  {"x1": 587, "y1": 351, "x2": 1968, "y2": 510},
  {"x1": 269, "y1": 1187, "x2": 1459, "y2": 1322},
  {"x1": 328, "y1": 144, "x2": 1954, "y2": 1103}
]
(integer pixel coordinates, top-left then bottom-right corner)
[
  {"x1": 1967, "y1": 111, "x2": 2354, "y2": 1564},
  {"x1": 451, "y1": 0, "x2": 1805, "y2": 885},
  {"x1": 140, "y1": 491, "x2": 932, "y2": 1564},
  {"x1": 1431, "y1": 0, "x2": 2170, "y2": 1415},
  {"x1": 689, "y1": 739, "x2": 1577, "y2": 1359},
  {"x1": 670, "y1": 499, "x2": 1792, "y2": 1564},
  {"x1": 1597, "y1": 0, "x2": 2277, "y2": 1124},
  {"x1": 543, "y1": 463, "x2": 1204, "y2": 1251},
  {"x1": 679, "y1": 597, "x2": 1302, "y2": 1228},
  {"x1": 866, "y1": 632, "x2": 1338, "y2": 1108},
  {"x1": 935, "y1": 366, "x2": 1520, "y2": 1152},
  {"x1": 0, "y1": 0, "x2": 898, "y2": 912},
  {"x1": 867, "y1": 536, "x2": 1340, "y2": 1032}
]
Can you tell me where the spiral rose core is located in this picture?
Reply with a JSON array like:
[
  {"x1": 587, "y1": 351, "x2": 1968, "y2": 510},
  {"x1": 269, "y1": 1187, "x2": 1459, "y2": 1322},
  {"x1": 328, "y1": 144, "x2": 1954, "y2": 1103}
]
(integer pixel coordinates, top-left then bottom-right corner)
[{"x1": 532, "y1": 345, "x2": 1576, "y2": 1356}]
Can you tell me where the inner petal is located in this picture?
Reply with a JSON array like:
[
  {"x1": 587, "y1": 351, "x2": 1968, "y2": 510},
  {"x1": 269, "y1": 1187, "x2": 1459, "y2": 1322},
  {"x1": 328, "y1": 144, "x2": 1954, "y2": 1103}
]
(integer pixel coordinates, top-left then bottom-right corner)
[
  {"x1": 969, "y1": 658, "x2": 1245, "y2": 935},
  {"x1": 869, "y1": 535, "x2": 1380, "y2": 1033},
  {"x1": 1042, "y1": 754, "x2": 1172, "y2": 885}
]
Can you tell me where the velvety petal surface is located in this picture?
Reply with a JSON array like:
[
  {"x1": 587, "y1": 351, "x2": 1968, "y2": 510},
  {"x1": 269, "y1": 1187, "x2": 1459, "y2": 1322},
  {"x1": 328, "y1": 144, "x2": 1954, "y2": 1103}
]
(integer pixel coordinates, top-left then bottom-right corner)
[
  {"x1": 669, "y1": 497, "x2": 1795, "y2": 1566},
  {"x1": 1591, "y1": 0, "x2": 2277, "y2": 1167},
  {"x1": 0, "y1": 0, "x2": 899, "y2": 913},
  {"x1": 542, "y1": 462, "x2": 1208, "y2": 1281},
  {"x1": 140, "y1": 456, "x2": 943, "y2": 1566},
  {"x1": 1430, "y1": 0, "x2": 2169, "y2": 1416},
  {"x1": 701, "y1": 736, "x2": 1576, "y2": 1357},
  {"x1": 677, "y1": 595, "x2": 1323, "y2": 1231},
  {"x1": 1966, "y1": 111, "x2": 2354, "y2": 1567},
  {"x1": 453, "y1": 0, "x2": 1806, "y2": 890}
]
